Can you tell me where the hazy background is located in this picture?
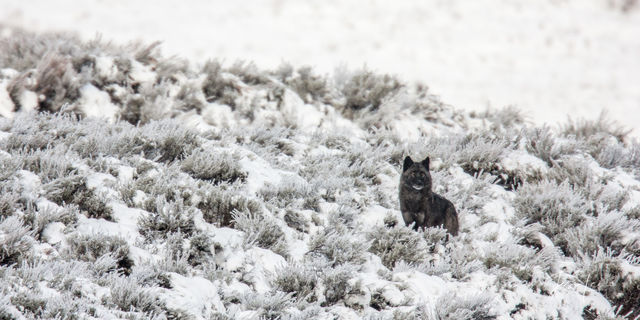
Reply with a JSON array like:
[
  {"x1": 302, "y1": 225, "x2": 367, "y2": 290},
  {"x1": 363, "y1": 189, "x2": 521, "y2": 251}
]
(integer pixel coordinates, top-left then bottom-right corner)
[{"x1": 2, "y1": 0, "x2": 639, "y2": 135}]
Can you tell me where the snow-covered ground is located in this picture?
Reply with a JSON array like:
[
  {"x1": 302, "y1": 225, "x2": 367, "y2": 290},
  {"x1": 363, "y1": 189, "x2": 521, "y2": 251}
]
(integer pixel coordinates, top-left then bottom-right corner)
[
  {"x1": 2, "y1": 0, "x2": 639, "y2": 135},
  {"x1": 1, "y1": 28, "x2": 640, "y2": 318}
]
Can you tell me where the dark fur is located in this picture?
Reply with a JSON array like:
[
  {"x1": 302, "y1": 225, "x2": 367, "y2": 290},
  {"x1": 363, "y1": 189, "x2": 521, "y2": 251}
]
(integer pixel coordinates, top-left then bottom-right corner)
[{"x1": 399, "y1": 156, "x2": 459, "y2": 236}]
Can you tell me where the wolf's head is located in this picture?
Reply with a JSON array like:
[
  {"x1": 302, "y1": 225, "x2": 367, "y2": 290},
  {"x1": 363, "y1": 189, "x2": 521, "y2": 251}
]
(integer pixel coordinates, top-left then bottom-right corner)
[{"x1": 401, "y1": 156, "x2": 432, "y2": 193}]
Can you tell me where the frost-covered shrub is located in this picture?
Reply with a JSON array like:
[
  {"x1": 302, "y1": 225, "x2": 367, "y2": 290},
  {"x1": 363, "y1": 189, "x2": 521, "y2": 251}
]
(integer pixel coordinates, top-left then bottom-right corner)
[
  {"x1": 284, "y1": 210, "x2": 310, "y2": 233},
  {"x1": 482, "y1": 242, "x2": 557, "y2": 282},
  {"x1": 9, "y1": 291, "x2": 48, "y2": 318},
  {"x1": 228, "y1": 61, "x2": 270, "y2": 86},
  {"x1": 577, "y1": 248, "x2": 640, "y2": 318},
  {"x1": 241, "y1": 291, "x2": 295, "y2": 320},
  {"x1": 44, "y1": 175, "x2": 114, "y2": 221},
  {"x1": 308, "y1": 227, "x2": 369, "y2": 267},
  {"x1": 201, "y1": 60, "x2": 240, "y2": 106},
  {"x1": 66, "y1": 233, "x2": 133, "y2": 274},
  {"x1": 367, "y1": 226, "x2": 428, "y2": 269},
  {"x1": 129, "y1": 262, "x2": 172, "y2": 289},
  {"x1": 138, "y1": 197, "x2": 197, "y2": 240},
  {"x1": 273, "y1": 263, "x2": 319, "y2": 302},
  {"x1": 0, "y1": 182, "x2": 29, "y2": 219},
  {"x1": 119, "y1": 82, "x2": 175, "y2": 125},
  {"x1": 0, "y1": 156, "x2": 21, "y2": 182},
  {"x1": 21, "y1": 203, "x2": 78, "y2": 239},
  {"x1": 198, "y1": 186, "x2": 262, "y2": 227},
  {"x1": 114, "y1": 119, "x2": 200, "y2": 163},
  {"x1": 233, "y1": 210, "x2": 288, "y2": 258},
  {"x1": 563, "y1": 111, "x2": 630, "y2": 143},
  {"x1": 106, "y1": 276, "x2": 164, "y2": 314},
  {"x1": 16, "y1": 53, "x2": 81, "y2": 112},
  {"x1": 339, "y1": 68, "x2": 402, "y2": 113},
  {"x1": 416, "y1": 132, "x2": 518, "y2": 187},
  {"x1": 0, "y1": 216, "x2": 34, "y2": 265},
  {"x1": 1, "y1": 114, "x2": 78, "y2": 153},
  {"x1": 259, "y1": 175, "x2": 314, "y2": 209},
  {"x1": 321, "y1": 264, "x2": 360, "y2": 306},
  {"x1": 523, "y1": 126, "x2": 580, "y2": 166},
  {"x1": 471, "y1": 106, "x2": 527, "y2": 132},
  {"x1": 181, "y1": 148, "x2": 246, "y2": 184},
  {"x1": 562, "y1": 210, "x2": 640, "y2": 257},
  {"x1": 18, "y1": 146, "x2": 77, "y2": 183},
  {"x1": 175, "y1": 80, "x2": 206, "y2": 112},
  {"x1": 544, "y1": 155, "x2": 594, "y2": 188},
  {"x1": 421, "y1": 227, "x2": 449, "y2": 252},
  {"x1": 433, "y1": 291, "x2": 497, "y2": 320},
  {"x1": 300, "y1": 153, "x2": 354, "y2": 202},
  {"x1": 156, "y1": 232, "x2": 193, "y2": 275},
  {"x1": 186, "y1": 231, "x2": 216, "y2": 267},
  {"x1": 132, "y1": 164, "x2": 198, "y2": 205},
  {"x1": 73, "y1": 187, "x2": 113, "y2": 219},
  {"x1": 7, "y1": 291, "x2": 89, "y2": 320},
  {"x1": 453, "y1": 134, "x2": 512, "y2": 182},
  {"x1": 513, "y1": 180, "x2": 590, "y2": 253},
  {"x1": 275, "y1": 64, "x2": 330, "y2": 104},
  {"x1": 343, "y1": 145, "x2": 388, "y2": 183}
]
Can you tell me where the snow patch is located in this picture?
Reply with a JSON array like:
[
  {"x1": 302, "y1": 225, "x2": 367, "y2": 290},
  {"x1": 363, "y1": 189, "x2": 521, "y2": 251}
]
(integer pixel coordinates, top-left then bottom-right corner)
[
  {"x1": 393, "y1": 270, "x2": 447, "y2": 305},
  {"x1": 41, "y1": 222, "x2": 66, "y2": 245},
  {"x1": 501, "y1": 149, "x2": 548, "y2": 174},
  {"x1": 238, "y1": 152, "x2": 285, "y2": 195},
  {"x1": 241, "y1": 247, "x2": 287, "y2": 293},
  {"x1": 359, "y1": 205, "x2": 391, "y2": 229},
  {"x1": 18, "y1": 90, "x2": 38, "y2": 113},
  {"x1": 75, "y1": 215, "x2": 141, "y2": 242},
  {"x1": 129, "y1": 60, "x2": 156, "y2": 83},
  {"x1": 202, "y1": 102, "x2": 237, "y2": 129},
  {"x1": 94, "y1": 56, "x2": 118, "y2": 79},
  {"x1": 78, "y1": 84, "x2": 119, "y2": 122},
  {"x1": 160, "y1": 273, "x2": 225, "y2": 318},
  {"x1": 0, "y1": 80, "x2": 15, "y2": 118}
]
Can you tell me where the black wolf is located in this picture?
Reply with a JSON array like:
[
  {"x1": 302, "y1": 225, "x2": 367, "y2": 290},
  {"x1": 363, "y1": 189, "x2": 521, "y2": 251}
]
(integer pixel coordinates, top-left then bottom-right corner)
[{"x1": 399, "y1": 156, "x2": 459, "y2": 236}]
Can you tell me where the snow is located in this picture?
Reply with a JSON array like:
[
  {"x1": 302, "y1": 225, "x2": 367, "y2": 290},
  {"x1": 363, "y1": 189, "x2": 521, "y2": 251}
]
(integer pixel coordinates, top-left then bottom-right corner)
[
  {"x1": 0, "y1": 80, "x2": 15, "y2": 118},
  {"x1": 75, "y1": 215, "x2": 141, "y2": 243},
  {"x1": 15, "y1": 170, "x2": 41, "y2": 195},
  {"x1": 116, "y1": 165, "x2": 135, "y2": 184},
  {"x1": 94, "y1": 56, "x2": 118, "y2": 79},
  {"x1": 2, "y1": 0, "x2": 638, "y2": 135},
  {"x1": 241, "y1": 247, "x2": 287, "y2": 293},
  {"x1": 0, "y1": 131, "x2": 10, "y2": 143},
  {"x1": 77, "y1": 84, "x2": 119, "y2": 122},
  {"x1": 279, "y1": 89, "x2": 323, "y2": 130},
  {"x1": 393, "y1": 270, "x2": 448, "y2": 305},
  {"x1": 1, "y1": 4, "x2": 639, "y2": 316},
  {"x1": 501, "y1": 149, "x2": 549, "y2": 174},
  {"x1": 359, "y1": 205, "x2": 391, "y2": 229},
  {"x1": 109, "y1": 202, "x2": 145, "y2": 237},
  {"x1": 238, "y1": 152, "x2": 285, "y2": 195},
  {"x1": 17, "y1": 90, "x2": 38, "y2": 113},
  {"x1": 202, "y1": 103, "x2": 236, "y2": 129},
  {"x1": 128, "y1": 60, "x2": 156, "y2": 83},
  {"x1": 41, "y1": 222, "x2": 66, "y2": 245},
  {"x1": 160, "y1": 273, "x2": 225, "y2": 319}
]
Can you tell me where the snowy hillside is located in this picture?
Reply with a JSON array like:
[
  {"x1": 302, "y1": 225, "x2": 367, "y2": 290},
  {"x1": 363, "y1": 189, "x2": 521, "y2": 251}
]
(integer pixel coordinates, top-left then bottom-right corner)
[
  {"x1": 1, "y1": 29, "x2": 640, "y2": 319},
  {"x1": 2, "y1": 0, "x2": 640, "y2": 135}
]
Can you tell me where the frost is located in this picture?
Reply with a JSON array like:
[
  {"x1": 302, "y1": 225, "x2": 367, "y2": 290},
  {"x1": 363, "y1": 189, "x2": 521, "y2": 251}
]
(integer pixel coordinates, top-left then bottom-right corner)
[{"x1": 0, "y1": 29, "x2": 638, "y2": 319}]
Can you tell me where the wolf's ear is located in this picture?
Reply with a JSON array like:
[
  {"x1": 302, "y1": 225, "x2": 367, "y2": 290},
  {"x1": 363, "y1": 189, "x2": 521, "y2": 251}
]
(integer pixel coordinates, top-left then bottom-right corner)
[
  {"x1": 421, "y1": 157, "x2": 430, "y2": 170},
  {"x1": 403, "y1": 156, "x2": 414, "y2": 172}
]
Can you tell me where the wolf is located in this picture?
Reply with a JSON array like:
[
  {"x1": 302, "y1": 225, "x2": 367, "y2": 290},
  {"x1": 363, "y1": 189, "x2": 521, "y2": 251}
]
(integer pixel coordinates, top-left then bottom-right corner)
[{"x1": 399, "y1": 156, "x2": 459, "y2": 236}]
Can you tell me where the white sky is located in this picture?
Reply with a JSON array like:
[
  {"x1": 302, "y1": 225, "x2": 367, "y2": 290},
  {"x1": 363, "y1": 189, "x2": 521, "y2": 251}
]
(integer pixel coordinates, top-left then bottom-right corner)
[{"x1": 2, "y1": 0, "x2": 639, "y2": 135}]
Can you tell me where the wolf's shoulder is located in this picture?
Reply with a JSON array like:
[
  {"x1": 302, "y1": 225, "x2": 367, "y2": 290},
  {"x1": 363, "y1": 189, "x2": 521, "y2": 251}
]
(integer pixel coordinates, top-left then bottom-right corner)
[{"x1": 431, "y1": 193, "x2": 455, "y2": 209}]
